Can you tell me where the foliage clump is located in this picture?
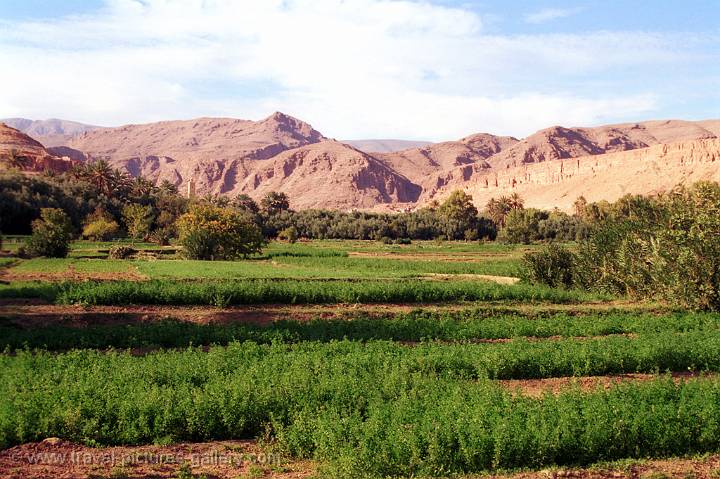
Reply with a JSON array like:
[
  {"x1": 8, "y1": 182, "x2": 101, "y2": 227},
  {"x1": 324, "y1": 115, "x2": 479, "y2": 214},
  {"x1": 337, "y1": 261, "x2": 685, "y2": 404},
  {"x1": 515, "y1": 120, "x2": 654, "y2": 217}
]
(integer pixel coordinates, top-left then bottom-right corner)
[
  {"x1": 82, "y1": 208, "x2": 120, "y2": 241},
  {"x1": 277, "y1": 226, "x2": 298, "y2": 243},
  {"x1": 177, "y1": 204, "x2": 265, "y2": 260},
  {"x1": 24, "y1": 208, "x2": 73, "y2": 258},
  {"x1": 522, "y1": 243, "x2": 576, "y2": 288},
  {"x1": 523, "y1": 183, "x2": 720, "y2": 311}
]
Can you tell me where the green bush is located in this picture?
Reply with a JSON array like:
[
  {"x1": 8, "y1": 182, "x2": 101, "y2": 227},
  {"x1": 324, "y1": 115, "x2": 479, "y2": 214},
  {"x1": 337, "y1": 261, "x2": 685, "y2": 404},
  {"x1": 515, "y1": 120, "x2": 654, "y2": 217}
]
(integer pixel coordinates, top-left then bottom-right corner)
[
  {"x1": 122, "y1": 204, "x2": 154, "y2": 240},
  {"x1": 522, "y1": 243, "x2": 576, "y2": 288},
  {"x1": 24, "y1": 208, "x2": 73, "y2": 258},
  {"x1": 176, "y1": 204, "x2": 265, "y2": 260},
  {"x1": 575, "y1": 183, "x2": 720, "y2": 310},
  {"x1": 149, "y1": 226, "x2": 174, "y2": 246},
  {"x1": 277, "y1": 226, "x2": 299, "y2": 243},
  {"x1": 82, "y1": 218, "x2": 120, "y2": 241}
]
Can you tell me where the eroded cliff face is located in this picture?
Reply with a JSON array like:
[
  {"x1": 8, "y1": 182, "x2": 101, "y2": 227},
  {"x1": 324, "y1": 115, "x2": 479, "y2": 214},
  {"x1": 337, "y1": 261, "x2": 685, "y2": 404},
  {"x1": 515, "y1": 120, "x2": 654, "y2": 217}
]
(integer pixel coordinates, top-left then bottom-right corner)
[
  {"x1": 0, "y1": 123, "x2": 79, "y2": 174},
  {"x1": 427, "y1": 139, "x2": 720, "y2": 211}
]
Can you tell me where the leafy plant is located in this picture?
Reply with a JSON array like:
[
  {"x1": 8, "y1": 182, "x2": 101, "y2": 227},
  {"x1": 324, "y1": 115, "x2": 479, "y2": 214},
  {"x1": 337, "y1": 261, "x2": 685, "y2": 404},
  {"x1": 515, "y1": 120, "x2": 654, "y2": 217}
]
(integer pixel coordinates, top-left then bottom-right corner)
[
  {"x1": 176, "y1": 204, "x2": 265, "y2": 260},
  {"x1": 522, "y1": 243, "x2": 576, "y2": 288},
  {"x1": 24, "y1": 208, "x2": 73, "y2": 258},
  {"x1": 122, "y1": 204, "x2": 154, "y2": 240}
]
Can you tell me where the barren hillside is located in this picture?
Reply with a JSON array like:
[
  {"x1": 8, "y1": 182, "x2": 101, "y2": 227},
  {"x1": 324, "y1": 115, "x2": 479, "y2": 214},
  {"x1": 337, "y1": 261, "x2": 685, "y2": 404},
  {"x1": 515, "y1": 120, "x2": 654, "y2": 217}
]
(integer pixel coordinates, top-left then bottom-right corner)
[
  {"x1": 235, "y1": 141, "x2": 421, "y2": 209},
  {"x1": 488, "y1": 120, "x2": 717, "y2": 170},
  {"x1": 0, "y1": 123, "x2": 78, "y2": 173},
  {"x1": 4, "y1": 113, "x2": 720, "y2": 211},
  {"x1": 428, "y1": 139, "x2": 720, "y2": 212}
]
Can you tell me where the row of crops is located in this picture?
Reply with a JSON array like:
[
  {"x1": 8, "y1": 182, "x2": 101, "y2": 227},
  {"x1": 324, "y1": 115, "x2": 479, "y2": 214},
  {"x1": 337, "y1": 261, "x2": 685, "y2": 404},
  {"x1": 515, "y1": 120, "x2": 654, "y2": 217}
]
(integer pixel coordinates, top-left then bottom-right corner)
[{"x1": 2, "y1": 309, "x2": 720, "y2": 476}]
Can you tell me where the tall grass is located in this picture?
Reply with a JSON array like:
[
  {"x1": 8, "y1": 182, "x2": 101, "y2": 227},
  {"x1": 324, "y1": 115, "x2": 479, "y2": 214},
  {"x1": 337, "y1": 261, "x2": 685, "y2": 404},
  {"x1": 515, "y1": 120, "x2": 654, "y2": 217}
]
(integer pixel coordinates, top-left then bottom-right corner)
[
  {"x1": 2, "y1": 342, "x2": 720, "y2": 475},
  {"x1": 51, "y1": 279, "x2": 603, "y2": 306},
  {"x1": 1, "y1": 310, "x2": 717, "y2": 351}
]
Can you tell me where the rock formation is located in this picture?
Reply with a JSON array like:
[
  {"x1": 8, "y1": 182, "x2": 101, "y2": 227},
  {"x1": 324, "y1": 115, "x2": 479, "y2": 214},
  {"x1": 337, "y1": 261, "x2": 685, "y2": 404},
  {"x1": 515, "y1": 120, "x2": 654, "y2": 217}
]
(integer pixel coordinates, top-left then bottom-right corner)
[
  {"x1": 0, "y1": 123, "x2": 78, "y2": 174},
  {"x1": 4, "y1": 113, "x2": 720, "y2": 211}
]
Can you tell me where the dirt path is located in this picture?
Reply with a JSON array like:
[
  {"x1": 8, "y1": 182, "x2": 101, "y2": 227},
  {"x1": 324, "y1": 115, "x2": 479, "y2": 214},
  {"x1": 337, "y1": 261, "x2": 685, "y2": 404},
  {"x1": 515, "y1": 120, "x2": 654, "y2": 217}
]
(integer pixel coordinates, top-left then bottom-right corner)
[
  {"x1": 0, "y1": 438, "x2": 313, "y2": 479},
  {"x1": 0, "y1": 264, "x2": 147, "y2": 282},
  {"x1": 0, "y1": 301, "x2": 665, "y2": 329},
  {"x1": 499, "y1": 371, "x2": 713, "y2": 398},
  {"x1": 3, "y1": 437, "x2": 720, "y2": 479},
  {"x1": 422, "y1": 272, "x2": 520, "y2": 284},
  {"x1": 492, "y1": 454, "x2": 720, "y2": 478}
]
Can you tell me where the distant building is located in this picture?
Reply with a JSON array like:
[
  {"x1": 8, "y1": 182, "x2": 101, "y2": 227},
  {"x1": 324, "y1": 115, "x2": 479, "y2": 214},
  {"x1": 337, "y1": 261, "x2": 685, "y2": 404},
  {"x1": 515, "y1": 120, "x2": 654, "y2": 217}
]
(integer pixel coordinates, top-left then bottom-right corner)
[{"x1": 186, "y1": 179, "x2": 196, "y2": 199}]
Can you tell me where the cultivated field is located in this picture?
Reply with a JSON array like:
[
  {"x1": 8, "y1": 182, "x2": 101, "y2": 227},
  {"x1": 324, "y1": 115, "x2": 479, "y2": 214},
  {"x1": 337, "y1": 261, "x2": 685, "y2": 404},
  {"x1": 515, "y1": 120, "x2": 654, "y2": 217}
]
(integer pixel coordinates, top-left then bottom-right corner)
[{"x1": 2, "y1": 239, "x2": 720, "y2": 478}]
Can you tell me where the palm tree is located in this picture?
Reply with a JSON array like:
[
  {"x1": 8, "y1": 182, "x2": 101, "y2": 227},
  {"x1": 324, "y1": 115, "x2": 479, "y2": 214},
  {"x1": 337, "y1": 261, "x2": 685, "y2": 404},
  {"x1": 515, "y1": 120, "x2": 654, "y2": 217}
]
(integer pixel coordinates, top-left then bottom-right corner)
[
  {"x1": 508, "y1": 192, "x2": 524, "y2": 210},
  {"x1": 159, "y1": 179, "x2": 178, "y2": 195},
  {"x1": 130, "y1": 176, "x2": 156, "y2": 198},
  {"x1": 68, "y1": 163, "x2": 89, "y2": 181},
  {"x1": 88, "y1": 160, "x2": 115, "y2": 195}
]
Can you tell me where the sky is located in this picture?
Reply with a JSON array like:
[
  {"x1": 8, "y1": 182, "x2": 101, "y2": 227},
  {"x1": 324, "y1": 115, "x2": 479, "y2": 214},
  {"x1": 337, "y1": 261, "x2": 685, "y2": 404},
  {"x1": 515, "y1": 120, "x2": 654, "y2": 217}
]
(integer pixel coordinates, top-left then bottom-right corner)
[{"x1": 0, "y1": 0, "x2": 718, "y2": 141}]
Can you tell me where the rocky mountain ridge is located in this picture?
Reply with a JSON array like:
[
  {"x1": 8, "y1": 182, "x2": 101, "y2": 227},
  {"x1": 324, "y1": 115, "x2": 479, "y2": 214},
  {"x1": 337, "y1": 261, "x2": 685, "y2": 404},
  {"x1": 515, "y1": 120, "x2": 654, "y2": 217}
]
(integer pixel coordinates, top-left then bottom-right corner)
[{"x1": 2, "y1": 114, "x2": 719, "y2": 211}]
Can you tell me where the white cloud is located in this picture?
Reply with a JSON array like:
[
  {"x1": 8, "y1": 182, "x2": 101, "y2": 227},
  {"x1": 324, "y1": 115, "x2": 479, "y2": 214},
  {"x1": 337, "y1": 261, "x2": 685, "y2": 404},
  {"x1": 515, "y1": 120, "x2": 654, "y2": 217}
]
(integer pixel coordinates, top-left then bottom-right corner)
[
  {"x1": 0, "y1": 0, "x2": 713, "y2": 140},
  {"x1": 524, "y1": 7, "x2": 582, "y2": 24}
]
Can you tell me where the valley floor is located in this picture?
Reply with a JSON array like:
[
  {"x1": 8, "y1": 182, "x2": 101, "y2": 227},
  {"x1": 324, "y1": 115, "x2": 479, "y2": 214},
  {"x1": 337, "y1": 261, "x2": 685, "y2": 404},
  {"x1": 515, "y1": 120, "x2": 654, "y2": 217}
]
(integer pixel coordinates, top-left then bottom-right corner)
[{"x1": 2, "y1": 240, "x2": 720, "y2": 478}]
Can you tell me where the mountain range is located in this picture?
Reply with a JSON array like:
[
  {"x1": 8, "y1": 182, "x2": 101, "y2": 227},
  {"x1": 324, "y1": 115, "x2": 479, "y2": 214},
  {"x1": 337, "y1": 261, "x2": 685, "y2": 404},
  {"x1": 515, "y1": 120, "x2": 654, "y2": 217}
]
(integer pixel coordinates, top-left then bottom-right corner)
[{"x1": 2, "y1": 114, "x2": 719, "y2": 211}]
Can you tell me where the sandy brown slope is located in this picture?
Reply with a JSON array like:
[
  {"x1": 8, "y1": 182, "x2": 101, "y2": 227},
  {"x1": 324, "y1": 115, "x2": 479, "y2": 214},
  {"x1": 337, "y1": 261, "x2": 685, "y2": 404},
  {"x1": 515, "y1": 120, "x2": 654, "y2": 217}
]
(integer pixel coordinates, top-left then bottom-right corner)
[
  {"x1": 67, "y1": 112, "x2": 324, "y2": 165},
  {"x1": 376, "y1": 133, "x2": 518, "y2": 186},
  {"x1": 235, "y1": 140, "x2": 421, "y2": 209},
  {"x1": 428, "y1": 138, "x2": 720, "y2": 211},
  {"x1": 488, "y1": 119, "x2": 717, "y2": 169}
]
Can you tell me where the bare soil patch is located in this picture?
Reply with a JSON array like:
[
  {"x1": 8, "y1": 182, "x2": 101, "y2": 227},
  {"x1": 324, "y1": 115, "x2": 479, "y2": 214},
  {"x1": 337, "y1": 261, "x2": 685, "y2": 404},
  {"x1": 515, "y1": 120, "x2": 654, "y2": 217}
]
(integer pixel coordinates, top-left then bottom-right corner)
[
  {"x1": 1, "y1": 264, "x2": 147, "y2": 283},
  {"x1": 0, "y1": 302, "x2": 663, "y2": 329},
  {"x1": 499, "y1": 372, "x2": 712, "y2": 398},
  {"x1": 423, "y1": 272, "x2": 520, "y2": 284},
  {"x1": 0, "y1": 438, "x2": 314, "y2": 479},
  {"x1": 492, "y1": 454, "x2": 720, "y2": 478}
]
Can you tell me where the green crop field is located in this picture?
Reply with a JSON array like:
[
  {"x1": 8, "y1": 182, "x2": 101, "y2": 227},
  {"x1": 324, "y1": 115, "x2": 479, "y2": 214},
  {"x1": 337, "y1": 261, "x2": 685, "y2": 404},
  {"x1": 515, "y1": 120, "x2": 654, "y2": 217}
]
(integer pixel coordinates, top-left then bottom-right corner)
[{"x1": 2, "y1": 239, "x2": 720, "y2": 478}]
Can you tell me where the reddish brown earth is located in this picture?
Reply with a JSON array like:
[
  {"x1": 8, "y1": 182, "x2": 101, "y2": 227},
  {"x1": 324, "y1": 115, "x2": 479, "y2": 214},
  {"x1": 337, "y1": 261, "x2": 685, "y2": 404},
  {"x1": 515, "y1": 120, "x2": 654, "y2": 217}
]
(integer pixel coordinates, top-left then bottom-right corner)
[
  {"x1": 500, "y1": 371, "x2": 711, "y2": 398},
  {"x1": 4, "y1": 438, "x2": 720, "y2": 479},
  {"x1": 0, "y1": 123, "x2": 79, "y2": 174},
  {"x1": 0, "y1": 438, "x2": 314, "y2": 479},
  {"x1": 497, "y1": 455, "x2": 720, "y2": 479}
]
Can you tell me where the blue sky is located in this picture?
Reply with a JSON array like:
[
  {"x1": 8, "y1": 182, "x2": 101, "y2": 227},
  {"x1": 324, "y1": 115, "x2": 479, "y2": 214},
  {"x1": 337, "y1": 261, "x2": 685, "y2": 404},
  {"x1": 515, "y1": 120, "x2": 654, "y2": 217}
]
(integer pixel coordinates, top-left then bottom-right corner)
[{"x1": 0, "y1": 0, "x2": 718, "y2": 140}]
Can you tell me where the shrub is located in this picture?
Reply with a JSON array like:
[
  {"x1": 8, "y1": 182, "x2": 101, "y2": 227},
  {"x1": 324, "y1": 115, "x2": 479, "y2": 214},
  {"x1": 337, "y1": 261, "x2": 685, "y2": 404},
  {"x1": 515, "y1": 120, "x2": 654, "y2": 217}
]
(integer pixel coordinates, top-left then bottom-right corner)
[
  {"x1": 122, "y1": 204, "x2": 154, "y2": 240},
  {"x1": 149, "y1": 226, "x2": 174, "y2": 246},
  {"x1": 522, "y1": 243, "x2": 576, "y2": 288},
  {"x1": 176, "y1": 204, "x2": 265, "y2": 260},
  {"x1": 379, "y1": 236, "x2": 393, "y2": 245},
  {"x1": 108, "y1": 245, "x2": 137, "y2": 259},
  {"x1": 498, "y1": 208, "x2": 546, "y2": 244},
  {"x1": 277, "y1": 226, "x2": 298, "y2": 243},
  {"x1": 395, "y1": 237, "x2": 412, "y2": 245},
  {"x1": 82, "y1": 218, "x2": 120, "y2": 241},
  {"x1": 24, "y1": 208, "x2": 73, "y2": 258},
  {"x1": 574, "y1": 182, "x2": 720, "y2": 310}
]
